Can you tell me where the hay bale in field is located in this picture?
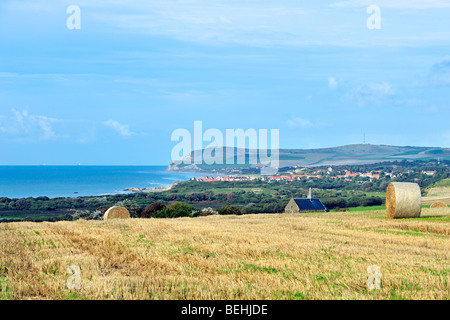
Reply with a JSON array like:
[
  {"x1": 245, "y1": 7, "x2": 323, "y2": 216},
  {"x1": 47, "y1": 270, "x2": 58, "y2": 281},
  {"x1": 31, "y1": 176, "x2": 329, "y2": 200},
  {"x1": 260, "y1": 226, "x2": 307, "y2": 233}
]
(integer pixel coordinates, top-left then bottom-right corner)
[
  {"x1": 103, "y1": 206, "x2": 130, "y2": 220},
  {"x1": 386, "y1": 182, "x2": 421, "y2": 219},
  {"x1": 430, "y1": 201, "x2": 448, "y2": 209}
]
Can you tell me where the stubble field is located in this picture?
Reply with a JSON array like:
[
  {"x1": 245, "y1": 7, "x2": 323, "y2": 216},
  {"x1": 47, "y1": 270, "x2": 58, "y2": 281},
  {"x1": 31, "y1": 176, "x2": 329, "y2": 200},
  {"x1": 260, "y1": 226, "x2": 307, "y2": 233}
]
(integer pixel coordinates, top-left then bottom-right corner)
[{"x1": 0, "y1": 208, "x2": 448, "y2": 300}]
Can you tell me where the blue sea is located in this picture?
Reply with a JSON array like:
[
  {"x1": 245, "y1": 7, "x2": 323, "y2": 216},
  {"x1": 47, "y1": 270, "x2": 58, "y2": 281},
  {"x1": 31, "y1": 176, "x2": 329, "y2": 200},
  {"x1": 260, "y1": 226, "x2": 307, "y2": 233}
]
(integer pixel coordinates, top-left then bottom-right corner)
[{"x1": 0, "y1": 166, "x2": 201, "y2": 199}]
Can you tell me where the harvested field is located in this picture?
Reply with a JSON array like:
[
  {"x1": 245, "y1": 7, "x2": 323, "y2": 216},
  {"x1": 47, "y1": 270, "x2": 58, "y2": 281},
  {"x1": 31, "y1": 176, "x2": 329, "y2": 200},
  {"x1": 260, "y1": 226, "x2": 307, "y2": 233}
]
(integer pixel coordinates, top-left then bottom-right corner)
[
  {"x1": 0, "y1": 208, "x2": 449, "y2": 300},
  {"x1": 431, "y1": 202, "x2": 448, "y2": 209},
  {"x1": 423, "y1": 180, "x2": 450, "y2": 206}
]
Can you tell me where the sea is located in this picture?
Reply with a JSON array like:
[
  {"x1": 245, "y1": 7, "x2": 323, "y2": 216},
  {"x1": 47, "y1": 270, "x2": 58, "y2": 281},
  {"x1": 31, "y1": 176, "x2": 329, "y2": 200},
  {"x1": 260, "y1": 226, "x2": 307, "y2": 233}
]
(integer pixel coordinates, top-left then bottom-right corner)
[{"x1": 0, "y1": 166, "x2": 202, "y2": 199}]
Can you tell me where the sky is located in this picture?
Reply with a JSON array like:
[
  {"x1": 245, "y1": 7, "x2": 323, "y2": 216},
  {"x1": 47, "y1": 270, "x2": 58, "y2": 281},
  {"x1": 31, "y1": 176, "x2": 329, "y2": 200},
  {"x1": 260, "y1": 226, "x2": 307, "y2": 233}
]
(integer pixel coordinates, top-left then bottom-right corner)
[{"x1": 1, "y1": 0, "x2": 450, "y2": 165}]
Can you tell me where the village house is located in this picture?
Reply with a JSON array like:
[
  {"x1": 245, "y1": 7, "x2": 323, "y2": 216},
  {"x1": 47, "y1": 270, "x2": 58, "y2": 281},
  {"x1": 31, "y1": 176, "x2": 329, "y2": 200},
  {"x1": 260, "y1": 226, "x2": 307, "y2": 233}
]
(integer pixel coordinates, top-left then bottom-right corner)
[{"x1": 284, "y1": 188, "x2": 328, "y2": 213}]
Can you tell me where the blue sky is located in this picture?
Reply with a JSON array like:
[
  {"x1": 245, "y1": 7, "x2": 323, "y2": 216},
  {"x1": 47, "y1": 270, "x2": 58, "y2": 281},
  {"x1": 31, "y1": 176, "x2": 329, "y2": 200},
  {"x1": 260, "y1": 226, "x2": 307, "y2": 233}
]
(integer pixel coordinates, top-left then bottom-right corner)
[{"x1": 1, "y1": 0, "x2": 450, "y2": 165}]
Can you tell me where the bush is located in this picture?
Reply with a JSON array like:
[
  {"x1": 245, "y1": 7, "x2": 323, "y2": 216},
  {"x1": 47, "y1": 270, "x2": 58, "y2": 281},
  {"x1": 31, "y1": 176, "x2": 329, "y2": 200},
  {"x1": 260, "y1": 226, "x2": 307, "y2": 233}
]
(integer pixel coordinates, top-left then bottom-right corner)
[
  {"x1": 199, "y1": 207, "x2": 218, "y2": 216},
  {"x1": 241, "y1": 205, "x2": 262, "y2": 214},
  {"x1": 153, "y1": 202, "x2": 194, "y2": 219},
  {"x1": 262, "y1": 203, "x2": 286, "y2": 213},
  {"x1": 36, "y1": 196, "x2": 50, "y2": 201},
  {"x1": 114, "y1": 199, "x2": 141, "y2": 218},
  {"x1": 0, "y1": 198, "x2": 10, "y2": 204},
  {"x1": 362, "y1": 197, "x2": 383, "y2": 207},
  {"x1": 191, "y1": 209, "x2": 201, "y2": 218},
  {"x1": 334, "y1": 207, "x2": 349, "y2": 212},
  {"x1": 141, "y1": 202, "x2": 166, "y2": 218},
  {"x1": 217, "y1": 205, "x2": 242, "y2": 216},
  {"x1": 98, "y1": 207, "x2": 109, "y2": 214},
  {"x1": 322, "y1": 199, "x2": 347, "y2": 209},
  {"x1": 71, "y1": 209, "x2": 103, "y2": 221},
  {"x1": 12, "y1": 199, "x2": 31, "y2": 210}
]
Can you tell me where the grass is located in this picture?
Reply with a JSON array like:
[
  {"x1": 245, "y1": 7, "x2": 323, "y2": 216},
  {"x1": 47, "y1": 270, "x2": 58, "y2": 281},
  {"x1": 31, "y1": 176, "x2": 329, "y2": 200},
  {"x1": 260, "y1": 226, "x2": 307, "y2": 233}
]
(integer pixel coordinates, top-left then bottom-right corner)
[
  {"x1": 0, "y1": 277, "x2": 12, "y2": 300},
  {"x1": 0, "y1": 208, "x2": 448, "y2": 300},
  {"x1": 407, "y1": 215, "x2": 450, "y2": 222},
  {"x1": 330, "y1": 205, "x2": 386, "y2": 212},
  {"x1": 331, "y1": 205, "x2": 441, "y2": 213},
  {"x1": 423, "y1": 179, "x2": 450, "y2": 206},
  {"x1": 0, "y1": 210, "x2": 68, "y2": 222},
  {"x1": 429, "y1": 178, "x2": 450, "y2": 188},
  {"x1": 347, "y1": 227, "x2": 448, "y2": 239}
]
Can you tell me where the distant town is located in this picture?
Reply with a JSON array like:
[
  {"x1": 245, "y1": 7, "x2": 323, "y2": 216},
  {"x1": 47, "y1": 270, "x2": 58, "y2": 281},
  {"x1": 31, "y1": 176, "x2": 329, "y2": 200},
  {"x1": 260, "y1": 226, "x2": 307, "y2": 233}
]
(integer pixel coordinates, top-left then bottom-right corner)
[{"x1": 191, "y1": 167, "x2": 437, "y2": 183}]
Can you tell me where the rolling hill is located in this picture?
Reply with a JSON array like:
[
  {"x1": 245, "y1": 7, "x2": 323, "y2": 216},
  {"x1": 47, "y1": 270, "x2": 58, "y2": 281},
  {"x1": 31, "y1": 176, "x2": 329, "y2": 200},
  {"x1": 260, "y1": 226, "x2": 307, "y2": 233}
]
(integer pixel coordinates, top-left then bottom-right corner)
[{"x1": 168, "y1": 144, "x2": 450, "y2": 172}]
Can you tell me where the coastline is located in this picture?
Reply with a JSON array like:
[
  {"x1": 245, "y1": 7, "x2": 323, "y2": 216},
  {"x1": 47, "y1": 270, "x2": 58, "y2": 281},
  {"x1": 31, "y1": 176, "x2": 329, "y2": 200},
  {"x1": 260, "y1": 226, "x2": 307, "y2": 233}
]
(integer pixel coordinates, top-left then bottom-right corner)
[{"x1": 124, "y1": 182, "x2": 179, "y2": 194}]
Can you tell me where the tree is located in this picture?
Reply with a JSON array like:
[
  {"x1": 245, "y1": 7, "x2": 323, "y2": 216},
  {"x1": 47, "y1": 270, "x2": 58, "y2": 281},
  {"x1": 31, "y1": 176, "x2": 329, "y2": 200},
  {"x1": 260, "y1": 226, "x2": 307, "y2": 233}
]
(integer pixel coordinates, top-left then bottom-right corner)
[
  {"x1": 153, "y1": 202, "x2": 194, "y2": 218},
  {"x1": 141, "y1": 202, "x2": 166, "y2": 218},
  {"x1": 362, "y1": 182, "x2": 373, "y2": 190},
  {"x1": 262, "y1": 203, "x2": 285, "y2": 213},
  {"x1": 217, "y1": 205, "x2": 242, "y2": 216},
  {"x1": 13, "y1": 199, "x2": 31, "y2": 210}
]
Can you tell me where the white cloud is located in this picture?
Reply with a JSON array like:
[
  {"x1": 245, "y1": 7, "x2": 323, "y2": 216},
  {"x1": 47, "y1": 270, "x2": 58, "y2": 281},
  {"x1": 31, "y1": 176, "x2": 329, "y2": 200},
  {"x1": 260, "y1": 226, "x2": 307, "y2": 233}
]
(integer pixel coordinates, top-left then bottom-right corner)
[
  {"x1": 366, "y1": 82, "x2": 393, "y2": 96},
  {"x1": 82, "y1": 0, "x2": 310, "y2": 47},
  {"x1": 104, "y1": 119, "x2": 134, "y2": 137},
  {"x1": 4, "y1": 0, "x2": 450, "y2": 47},
  {"x1": 328, "y1": 76, "x2": 338, "y2": 90},
  {"x1": 420, "y1": 106, "x2": 440, "y2": 113},
  {"x1": 32, "y1": 115, "x2": 57, "y2": 140},
  {"x1": 0, "y1": 109, "x2": 103, "y2": 143},
  {"x1": 287, "y1": 117, "x2": 314, "y2": 128},
  {"x1": 431, "y1": 57, "x2": 450, "y2": 85},
  {"x1": 347, "y1": 82, "x2": 394, "y2": 107},
  {"x1": 0, "y1": 109, "x2": 58, "y2": 140}
]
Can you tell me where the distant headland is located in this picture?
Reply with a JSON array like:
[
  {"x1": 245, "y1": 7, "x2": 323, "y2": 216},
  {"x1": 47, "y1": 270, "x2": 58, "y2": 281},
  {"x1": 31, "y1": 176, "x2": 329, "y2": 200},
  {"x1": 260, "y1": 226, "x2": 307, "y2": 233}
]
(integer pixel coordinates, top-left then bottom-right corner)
[{"x1": 167, "y1": 144, "x2": 450, "y2": 174}]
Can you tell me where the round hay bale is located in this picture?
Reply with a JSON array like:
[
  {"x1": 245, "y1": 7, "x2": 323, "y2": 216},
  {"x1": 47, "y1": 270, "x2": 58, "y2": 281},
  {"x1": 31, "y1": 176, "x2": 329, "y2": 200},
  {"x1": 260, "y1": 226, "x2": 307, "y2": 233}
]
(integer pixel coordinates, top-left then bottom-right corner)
[
  {"x1": 430, "y1": 201, "x2": 448, "y2": 209},
  {"x1": 386, "y1": 182, "x2": 421, "y2": 219},
  {"x1": 103, "y1": 206, "x2": 130, "y2": 220}
]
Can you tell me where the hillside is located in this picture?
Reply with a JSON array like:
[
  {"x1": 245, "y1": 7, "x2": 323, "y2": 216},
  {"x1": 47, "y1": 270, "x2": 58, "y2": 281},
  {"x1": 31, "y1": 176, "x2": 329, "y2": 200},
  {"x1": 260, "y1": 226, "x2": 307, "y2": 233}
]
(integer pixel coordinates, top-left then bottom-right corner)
[
  {"x1": 168, "y1": 144, "x2": 450, "y2": 172},
  {"x1": 423, "y1": 179, "x2": 450, "y2": 205}
]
